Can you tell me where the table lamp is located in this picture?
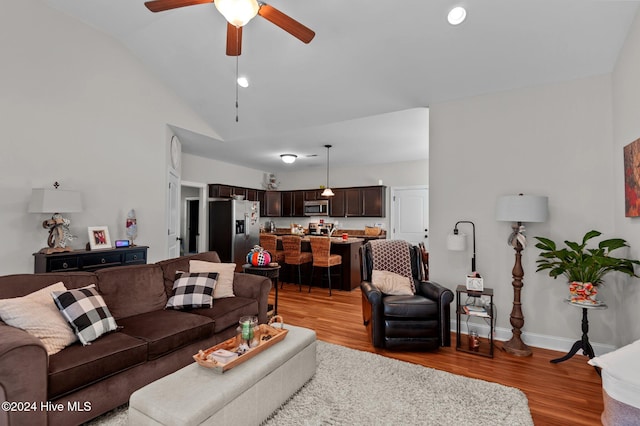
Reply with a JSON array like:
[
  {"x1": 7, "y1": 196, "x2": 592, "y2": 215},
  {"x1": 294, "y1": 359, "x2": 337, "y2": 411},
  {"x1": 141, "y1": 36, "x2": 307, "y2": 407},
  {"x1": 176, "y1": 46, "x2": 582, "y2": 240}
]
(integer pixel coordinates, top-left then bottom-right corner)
[
  {"x1": 28, "y1": 182, "x2": 83, "y2": 254},
  {"x1": 496, "y1": 193, "x2": 548, "y2": 356}
]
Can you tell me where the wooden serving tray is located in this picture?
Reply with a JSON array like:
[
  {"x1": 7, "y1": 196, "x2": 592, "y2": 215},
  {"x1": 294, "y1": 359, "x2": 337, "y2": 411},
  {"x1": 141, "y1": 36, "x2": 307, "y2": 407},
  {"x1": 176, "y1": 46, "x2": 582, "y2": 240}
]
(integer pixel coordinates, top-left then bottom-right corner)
[{"x1": 193, "y1": 316, "x2": 288, "y2": 373}]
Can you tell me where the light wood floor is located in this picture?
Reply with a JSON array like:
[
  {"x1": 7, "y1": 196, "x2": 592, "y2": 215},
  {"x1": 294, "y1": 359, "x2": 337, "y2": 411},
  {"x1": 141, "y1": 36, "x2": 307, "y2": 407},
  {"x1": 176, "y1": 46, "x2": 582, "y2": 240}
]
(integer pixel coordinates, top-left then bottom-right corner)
[{"x1": 271, "y1": 283, "x2": 604, "y2": 426}]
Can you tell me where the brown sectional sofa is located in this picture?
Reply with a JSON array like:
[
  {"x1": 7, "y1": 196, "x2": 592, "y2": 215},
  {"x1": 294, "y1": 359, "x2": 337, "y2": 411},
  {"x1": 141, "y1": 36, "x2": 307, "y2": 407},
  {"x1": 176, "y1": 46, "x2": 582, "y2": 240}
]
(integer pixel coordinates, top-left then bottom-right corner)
[{"x1": 0, "y1": 251, "x2": 271, "y2": 426}]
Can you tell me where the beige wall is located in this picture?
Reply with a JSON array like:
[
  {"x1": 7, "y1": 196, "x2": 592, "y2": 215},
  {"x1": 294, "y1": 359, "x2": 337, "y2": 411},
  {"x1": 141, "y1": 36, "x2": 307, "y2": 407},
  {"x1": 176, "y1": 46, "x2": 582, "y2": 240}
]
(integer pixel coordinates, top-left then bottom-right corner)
[
  {"x1": 430, "y1": 74, "x2": 618, "y2": 351},
  {"x1": 0, "y1": 1, "x2": 219, "y2": 272},
  {"x1": 612, "y1": 8, "x2": 640, "y2": 345}
]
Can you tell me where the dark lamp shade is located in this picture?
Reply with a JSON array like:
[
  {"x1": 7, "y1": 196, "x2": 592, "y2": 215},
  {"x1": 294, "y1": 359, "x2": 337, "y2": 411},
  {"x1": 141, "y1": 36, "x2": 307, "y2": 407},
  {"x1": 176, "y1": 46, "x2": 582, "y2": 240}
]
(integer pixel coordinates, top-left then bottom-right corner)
[{"x1": 495, "y1": 195, "x2": 548, "y2": 223}]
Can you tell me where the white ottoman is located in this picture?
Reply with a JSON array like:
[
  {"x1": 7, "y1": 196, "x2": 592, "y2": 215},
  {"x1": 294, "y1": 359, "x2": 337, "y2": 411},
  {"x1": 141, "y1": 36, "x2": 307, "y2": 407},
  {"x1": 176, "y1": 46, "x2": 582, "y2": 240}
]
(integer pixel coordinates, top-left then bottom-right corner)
[
  {"x1": 589, "y1": 339, "x2": 640, "y2": 426},
  {"x1": 129, "y1": 324, "x2": 317, "y2": 426}
]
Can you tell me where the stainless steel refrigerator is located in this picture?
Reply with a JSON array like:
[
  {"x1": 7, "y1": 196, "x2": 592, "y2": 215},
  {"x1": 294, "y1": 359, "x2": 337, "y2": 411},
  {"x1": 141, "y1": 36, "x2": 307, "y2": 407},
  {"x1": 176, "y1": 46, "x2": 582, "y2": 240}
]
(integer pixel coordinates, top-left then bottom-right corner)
[{"x1": 208, "y1": 200, "x2": 260, "y2": 269}]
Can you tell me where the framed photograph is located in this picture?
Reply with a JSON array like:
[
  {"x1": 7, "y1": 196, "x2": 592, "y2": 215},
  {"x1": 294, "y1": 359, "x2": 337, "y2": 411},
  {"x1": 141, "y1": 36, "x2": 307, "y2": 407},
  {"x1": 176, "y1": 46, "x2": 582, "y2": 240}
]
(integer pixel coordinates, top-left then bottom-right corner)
[
  {"x1": 88, "y1": 226, "x2": 112, "y2": 250},
  {"x1": 624, "y1": 137, "x2": 640, "y2": 217}
]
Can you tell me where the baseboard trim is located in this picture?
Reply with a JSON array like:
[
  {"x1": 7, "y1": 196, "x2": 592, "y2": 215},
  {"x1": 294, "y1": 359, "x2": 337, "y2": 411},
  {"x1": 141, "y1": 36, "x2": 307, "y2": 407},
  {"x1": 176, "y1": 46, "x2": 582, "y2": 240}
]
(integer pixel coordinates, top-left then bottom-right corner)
[{"x1": 451, "y1": 320, "x2": 616, "y2": 356}]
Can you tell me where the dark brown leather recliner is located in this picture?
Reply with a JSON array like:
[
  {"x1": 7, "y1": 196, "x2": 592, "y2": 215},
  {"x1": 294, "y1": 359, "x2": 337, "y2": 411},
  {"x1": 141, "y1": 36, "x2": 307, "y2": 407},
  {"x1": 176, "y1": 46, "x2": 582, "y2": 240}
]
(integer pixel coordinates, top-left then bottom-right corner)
[{"x1": 360, "y1": 241, "x2": 453, "y2": 350}]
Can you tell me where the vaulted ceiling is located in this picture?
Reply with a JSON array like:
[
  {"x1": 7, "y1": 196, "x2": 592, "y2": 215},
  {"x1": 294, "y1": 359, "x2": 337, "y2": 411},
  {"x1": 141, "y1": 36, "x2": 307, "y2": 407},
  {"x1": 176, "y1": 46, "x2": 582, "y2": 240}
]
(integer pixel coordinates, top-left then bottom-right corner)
[{"x1": 44, "y1": 0, "x2": 639, "y2": 171}]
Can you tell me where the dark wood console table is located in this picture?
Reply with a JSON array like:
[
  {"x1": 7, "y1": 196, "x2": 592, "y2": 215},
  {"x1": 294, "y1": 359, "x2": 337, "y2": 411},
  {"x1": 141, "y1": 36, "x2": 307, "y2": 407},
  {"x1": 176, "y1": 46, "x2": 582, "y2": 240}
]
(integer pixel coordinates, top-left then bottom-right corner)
[{"x1": 34, "y1": 246, "x2": 148, "y2": 273}]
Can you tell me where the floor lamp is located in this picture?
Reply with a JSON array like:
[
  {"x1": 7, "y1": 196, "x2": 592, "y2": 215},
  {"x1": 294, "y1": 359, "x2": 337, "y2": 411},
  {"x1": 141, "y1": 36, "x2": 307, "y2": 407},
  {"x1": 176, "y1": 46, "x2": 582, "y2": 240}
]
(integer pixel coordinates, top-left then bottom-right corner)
[
  {"x1": 496, "y1": 194, "x2": 548, "y2": 356},
  {"x1": 447, "y1": 221, "x2": 476, "y2": 273}
]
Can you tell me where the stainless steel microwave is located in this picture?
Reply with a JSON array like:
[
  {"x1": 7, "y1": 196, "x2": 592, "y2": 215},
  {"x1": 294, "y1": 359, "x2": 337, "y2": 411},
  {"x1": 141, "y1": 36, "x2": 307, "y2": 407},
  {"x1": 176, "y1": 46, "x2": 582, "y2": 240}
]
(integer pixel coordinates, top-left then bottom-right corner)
[{"x1": 304, "y1": 200, "x2": 329, "y2": 216}]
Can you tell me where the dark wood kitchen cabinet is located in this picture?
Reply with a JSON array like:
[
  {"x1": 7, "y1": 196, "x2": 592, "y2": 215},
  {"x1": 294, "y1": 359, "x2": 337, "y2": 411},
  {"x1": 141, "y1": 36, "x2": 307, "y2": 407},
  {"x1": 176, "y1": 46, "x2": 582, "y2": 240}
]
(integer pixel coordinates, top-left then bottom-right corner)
[
  {"x1": 281, "y1": 191, "x2": 304, "y2": 217},
  {"x1": 304, "y1": 190, "x2": 323, "y2": 200},
  {"x1": 263, "y1": 191, "x2": 282, "y2": 217},
  {"x1": 329, "y1": 189, "x2": 346, "y2": 217},
  {"x1": 246, "y1": 188, "x2": 259, "y2": 201},
  {"x1": 332, "y1": 186, "x2": 386, "y2": 217},
  {"x1": 209, "y1": 184, "x2": 248, "y2": 199},
  {"x1": 361, "y1": 186, "x2": 386, "y2": 217},
  {"x1": 209, "y1": 184, "x2": 385, "y2": 217}
]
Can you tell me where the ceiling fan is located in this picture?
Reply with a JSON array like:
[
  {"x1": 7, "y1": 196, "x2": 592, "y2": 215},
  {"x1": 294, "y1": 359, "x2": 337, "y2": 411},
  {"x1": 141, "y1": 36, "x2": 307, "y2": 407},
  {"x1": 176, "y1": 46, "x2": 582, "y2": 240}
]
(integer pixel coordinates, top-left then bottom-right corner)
[{"x1": 144, "y1": 0, "x2": 315, "y2": 56}]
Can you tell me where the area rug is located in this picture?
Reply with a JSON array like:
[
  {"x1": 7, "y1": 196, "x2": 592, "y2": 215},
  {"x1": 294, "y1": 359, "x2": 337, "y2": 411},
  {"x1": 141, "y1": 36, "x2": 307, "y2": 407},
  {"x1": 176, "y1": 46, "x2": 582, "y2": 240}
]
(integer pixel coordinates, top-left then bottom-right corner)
[{"x1": 87, "y1": 341, "x2": 533, "y2": 426}]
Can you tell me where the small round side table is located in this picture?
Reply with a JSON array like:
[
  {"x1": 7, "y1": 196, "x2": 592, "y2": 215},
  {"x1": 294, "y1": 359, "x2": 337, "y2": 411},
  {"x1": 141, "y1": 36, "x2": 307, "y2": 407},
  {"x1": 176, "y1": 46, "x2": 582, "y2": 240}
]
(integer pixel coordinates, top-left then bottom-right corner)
[
  {"x1": 242, "y1": 264, "x2": 281, "y2": 317},
  {"x1": 551, "y1": 299, "x2": 607, "y2": 364}
]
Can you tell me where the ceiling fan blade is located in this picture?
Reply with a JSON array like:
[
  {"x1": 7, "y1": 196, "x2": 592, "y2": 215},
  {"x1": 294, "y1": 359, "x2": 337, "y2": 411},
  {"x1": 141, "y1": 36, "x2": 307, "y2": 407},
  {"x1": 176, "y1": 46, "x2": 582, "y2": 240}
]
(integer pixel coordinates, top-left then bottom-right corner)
[
  {"x1": 258, "y1": 4, "x2": 315, "y2": 44},
  {"x1": 226, "y1": 24, "x2": 243, "y2": 56},
  {"x1": 144, "y1": 0, "x2": 212, "y2": 13}
]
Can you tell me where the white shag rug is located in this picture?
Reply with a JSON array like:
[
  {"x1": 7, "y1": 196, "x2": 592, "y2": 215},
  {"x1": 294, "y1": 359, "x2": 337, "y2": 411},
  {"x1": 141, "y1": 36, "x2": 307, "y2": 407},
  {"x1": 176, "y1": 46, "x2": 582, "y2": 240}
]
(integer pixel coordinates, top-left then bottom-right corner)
[{"x1": 87, "y1": 341, "x2": 533, "y2": 426}]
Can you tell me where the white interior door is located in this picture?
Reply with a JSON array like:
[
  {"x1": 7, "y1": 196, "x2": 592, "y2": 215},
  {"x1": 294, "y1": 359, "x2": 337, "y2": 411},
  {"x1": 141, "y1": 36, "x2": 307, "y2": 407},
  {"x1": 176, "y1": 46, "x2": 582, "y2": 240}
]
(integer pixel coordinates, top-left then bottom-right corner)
[
  {"x1": 167, "y1": 170, "x2": 180, "y2": 258},
  {"x1": 391, "y1": 186, "x2": 429, "y2": 248}
]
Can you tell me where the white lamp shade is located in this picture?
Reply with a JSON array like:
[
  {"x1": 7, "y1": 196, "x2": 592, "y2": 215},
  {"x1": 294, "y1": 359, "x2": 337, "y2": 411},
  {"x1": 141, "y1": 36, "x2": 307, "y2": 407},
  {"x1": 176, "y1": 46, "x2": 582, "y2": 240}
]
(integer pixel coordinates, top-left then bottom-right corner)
[
  {"x1": 321, "y1": 187, "x2": 335, "y2": 197},
  {"x1": 214, "y1": 0, "x2": 260, "y2": 27},
  {"x1": 496, "y1": 194, "x2": 548, "y2": 223},
  {"x1": 447, "y1": 233, "x2": 467, "y2": 251},
  {"x1": 28, "y1": 189, "x2": 83, "y2": 213}
]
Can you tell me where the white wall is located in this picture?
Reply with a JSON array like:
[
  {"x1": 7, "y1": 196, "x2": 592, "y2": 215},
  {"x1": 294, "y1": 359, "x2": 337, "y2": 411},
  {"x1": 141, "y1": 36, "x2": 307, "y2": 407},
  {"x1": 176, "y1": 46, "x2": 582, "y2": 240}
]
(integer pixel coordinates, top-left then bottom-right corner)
[
  {"x1": 612, "y1": 9, "x2": 640, "y2": 345},
  {"x1": 0, "y1": 1, "x2": 218, "y2": 273},
  {"x1": 430, "y1": 74, "x2": 622, "y2": 350},
  {"x1": 180, "y1": 153, "x2": 266, "y2": 189}
]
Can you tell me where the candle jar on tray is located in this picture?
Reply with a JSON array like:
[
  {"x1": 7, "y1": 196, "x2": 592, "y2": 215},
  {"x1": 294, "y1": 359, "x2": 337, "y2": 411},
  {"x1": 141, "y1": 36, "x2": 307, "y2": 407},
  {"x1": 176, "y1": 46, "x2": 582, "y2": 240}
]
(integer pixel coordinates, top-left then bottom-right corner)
[{"x1": 236, "y1": 316, "x2": 260, "y2": 351}]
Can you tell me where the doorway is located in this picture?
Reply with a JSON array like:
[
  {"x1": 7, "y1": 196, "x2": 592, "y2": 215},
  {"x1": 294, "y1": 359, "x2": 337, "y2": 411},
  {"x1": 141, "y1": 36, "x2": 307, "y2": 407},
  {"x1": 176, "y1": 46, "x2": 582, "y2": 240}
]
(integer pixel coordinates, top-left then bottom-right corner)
[
  {"x1": 181, "y1": 181, "x2": 208, "y2": 255},
  {"x1": 184, "y1": 198, "x2": 199, "y2": 254},
  {"x1": 390, "y1": 186, "x2": 429, "y2": 248}
]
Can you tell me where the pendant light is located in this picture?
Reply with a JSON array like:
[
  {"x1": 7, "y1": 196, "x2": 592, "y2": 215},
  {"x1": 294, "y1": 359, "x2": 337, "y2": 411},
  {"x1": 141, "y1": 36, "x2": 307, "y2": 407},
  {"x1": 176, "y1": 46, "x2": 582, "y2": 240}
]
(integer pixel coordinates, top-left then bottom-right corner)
[{"x1": 321, "y1": 144, "x2": 335, "y2": 197}]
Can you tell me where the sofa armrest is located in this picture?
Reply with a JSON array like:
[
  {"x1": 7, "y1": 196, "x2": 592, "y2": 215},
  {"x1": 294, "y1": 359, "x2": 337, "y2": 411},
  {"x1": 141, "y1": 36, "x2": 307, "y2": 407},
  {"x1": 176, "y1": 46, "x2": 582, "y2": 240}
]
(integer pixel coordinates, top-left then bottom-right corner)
[
  {"x1": 360, "y1": 281, "x2": 385, "y2": 347},
  {"x1": 232, "y1": 273, "x2": 271, "y2": 324},
  {"x1": 416, "y1": 280, "x2": 454, "y2": 346},
  {"x1": 0, "y1": 324, "x2": 48, "y2": 426}
]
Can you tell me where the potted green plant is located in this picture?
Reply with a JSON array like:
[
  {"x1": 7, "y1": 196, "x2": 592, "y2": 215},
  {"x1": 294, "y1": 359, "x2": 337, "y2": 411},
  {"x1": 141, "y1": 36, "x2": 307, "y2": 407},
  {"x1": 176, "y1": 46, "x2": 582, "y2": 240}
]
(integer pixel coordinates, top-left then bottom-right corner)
[{"x1": 534, "y1": 230, "x2": 640, "y2": 304}]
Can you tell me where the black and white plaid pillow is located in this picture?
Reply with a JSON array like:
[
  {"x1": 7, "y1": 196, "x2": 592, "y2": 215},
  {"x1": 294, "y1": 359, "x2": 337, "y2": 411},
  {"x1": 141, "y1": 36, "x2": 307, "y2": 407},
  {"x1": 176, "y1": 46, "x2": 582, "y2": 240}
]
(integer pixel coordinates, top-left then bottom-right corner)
[
  {"x1": 51, "y1": 284, "x2": 118, "y2": 345},
  {"x1": 165, "y1": 272, "x2": 218, "y2": 310}
]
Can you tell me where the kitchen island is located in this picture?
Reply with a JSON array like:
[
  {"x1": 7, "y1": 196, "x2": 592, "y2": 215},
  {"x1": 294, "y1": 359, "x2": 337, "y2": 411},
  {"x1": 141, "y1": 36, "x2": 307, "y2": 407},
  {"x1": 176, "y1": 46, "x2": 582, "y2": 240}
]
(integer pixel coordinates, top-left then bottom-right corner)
[{"x1": 269, "y1": 235, "x2": 364, "y2": 291}]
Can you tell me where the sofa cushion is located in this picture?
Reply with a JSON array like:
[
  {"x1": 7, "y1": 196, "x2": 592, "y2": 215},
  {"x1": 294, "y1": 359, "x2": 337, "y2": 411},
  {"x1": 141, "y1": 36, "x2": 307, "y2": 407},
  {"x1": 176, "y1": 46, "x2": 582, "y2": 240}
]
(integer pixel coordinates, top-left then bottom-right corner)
[
  {"x1": 52, "y1": 285, "x2": 118, "y2": 345},
  {"x1": 191, "y1": 297, "x2": 258, "y2": 333},
  {"x1": 189, "y1": 260, "x2": 236, "y2": 299},
  {"x1": 96, "y1": 264, "x2": 167, "y2": 320},
  {"x1": 0, "y1": 281, "x2": 77, "y2": 355},
  {"x1": 166, "y1": 272, "x2": 218, "y2": 310},
  {"x1": 157, "y1": 252, "x2": 222, "y2": 299},
  {"x1": 48, "y1": 331, "x2": 147, "y2": 399},
  {"x1": 117, "y1": 310, "x2": 214, "y2": 360}
]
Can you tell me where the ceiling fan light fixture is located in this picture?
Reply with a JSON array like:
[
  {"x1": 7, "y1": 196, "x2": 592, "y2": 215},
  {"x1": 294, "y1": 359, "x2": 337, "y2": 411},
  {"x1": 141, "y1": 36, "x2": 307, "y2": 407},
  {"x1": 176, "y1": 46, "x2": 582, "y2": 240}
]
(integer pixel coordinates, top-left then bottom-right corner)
[
  {"x1": 447, "y1": 6, "x2": 467, "y2": 25},
  {"x1": 237, "y1": 76, "x2": 249, "y2": 87},
  {"x1": 280, "y1": 154, "x2": 297, "y2": 164},
  {"x1": 215, "y1": 0, "x2": 260, "y2": 27}
]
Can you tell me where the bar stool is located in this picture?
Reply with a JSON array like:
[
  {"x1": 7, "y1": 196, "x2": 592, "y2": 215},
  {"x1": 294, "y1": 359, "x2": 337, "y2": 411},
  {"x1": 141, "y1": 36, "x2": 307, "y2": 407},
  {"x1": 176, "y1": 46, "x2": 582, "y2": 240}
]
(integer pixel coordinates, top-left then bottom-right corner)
[
  {"x1": 259, "y1": 234, "x2": 285, "y2": 263},
  {"x1": 309, "y1": 236, "x2": 342, "y2": 296},
  {"x1": 281, "y1": 235, "x2": 313, "y2": 291}
]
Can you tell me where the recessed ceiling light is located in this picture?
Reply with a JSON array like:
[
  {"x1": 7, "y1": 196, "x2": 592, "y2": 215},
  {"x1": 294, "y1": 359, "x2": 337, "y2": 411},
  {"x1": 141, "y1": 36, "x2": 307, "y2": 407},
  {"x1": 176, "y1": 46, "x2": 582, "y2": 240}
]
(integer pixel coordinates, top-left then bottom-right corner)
[
  {"x1": 280, "y1": 154, "x2": 297, "y2": 164},
  {"x1": 448, "y1": 6, "x2": 467, "y2": 25},
  {"x1": 237, "y1": 77, "x2": 249, "y2": 88}
]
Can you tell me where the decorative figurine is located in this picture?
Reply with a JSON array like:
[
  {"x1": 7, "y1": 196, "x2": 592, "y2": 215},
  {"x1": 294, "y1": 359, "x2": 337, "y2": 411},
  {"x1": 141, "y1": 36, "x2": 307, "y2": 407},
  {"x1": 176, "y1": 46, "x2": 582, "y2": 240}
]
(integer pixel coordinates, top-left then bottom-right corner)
[
  {"x1": 126, "y1": 209, "x2": 137, "y2": 245},
  {"x1": 42, "y1": 213, "x2": 76, "y2": 253}
]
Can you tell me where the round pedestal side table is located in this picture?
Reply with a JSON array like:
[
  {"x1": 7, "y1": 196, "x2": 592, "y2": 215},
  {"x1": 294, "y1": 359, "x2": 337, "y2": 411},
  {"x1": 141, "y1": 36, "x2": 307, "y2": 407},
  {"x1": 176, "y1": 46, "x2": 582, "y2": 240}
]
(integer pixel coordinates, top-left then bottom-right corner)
[
  {"x1": 242, "y1": 264, "x2": 281, "y2": 318},
  {"x1": 550, "y1": 299, "x2": 607, "y2": 365}
]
